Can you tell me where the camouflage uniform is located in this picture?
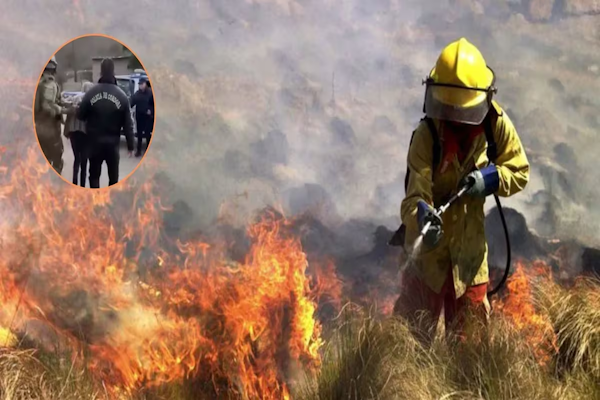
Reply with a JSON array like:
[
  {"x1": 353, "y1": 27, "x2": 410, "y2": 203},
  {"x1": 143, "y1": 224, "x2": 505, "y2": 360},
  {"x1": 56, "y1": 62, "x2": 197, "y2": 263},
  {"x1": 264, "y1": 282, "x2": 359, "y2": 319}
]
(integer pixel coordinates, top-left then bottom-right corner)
[{"x1": 35, "y1": 68, "x2": 65, "y2": 174}]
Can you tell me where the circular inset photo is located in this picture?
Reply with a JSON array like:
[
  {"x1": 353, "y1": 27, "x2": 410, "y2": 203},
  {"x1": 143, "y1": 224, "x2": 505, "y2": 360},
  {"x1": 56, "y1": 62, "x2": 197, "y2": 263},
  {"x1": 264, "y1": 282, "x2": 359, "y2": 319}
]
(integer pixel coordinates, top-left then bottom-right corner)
[{"x1": 33, "y1": 34, "x2": 154, "y2": 189}]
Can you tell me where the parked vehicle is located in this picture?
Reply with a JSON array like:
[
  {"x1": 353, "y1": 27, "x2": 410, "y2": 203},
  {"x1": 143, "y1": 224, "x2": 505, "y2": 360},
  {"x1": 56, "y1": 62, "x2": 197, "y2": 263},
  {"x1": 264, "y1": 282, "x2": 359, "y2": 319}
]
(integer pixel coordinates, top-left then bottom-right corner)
[
  {"x1": 116, "y1": 70, "x2": 148, "y2": 98},
  {"x1": 61, "y1": 91, "x2": 82, "y2": 105}
]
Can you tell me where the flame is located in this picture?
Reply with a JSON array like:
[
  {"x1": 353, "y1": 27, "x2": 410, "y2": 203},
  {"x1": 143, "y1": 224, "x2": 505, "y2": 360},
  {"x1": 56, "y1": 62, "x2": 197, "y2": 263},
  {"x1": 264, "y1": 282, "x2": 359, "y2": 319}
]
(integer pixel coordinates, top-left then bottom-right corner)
[
  {"x1": 308, "y1": 258, "x2": 343, "y2": 311},
  {"x1": 0, "y1": 326, "x2": 17, "y2": 347},
  {"x1": 494, "y1": 261, "x2": 558, "y2": 366},
  {"x1": 0, "y1": 146, "x2": 332, "y2": 398}
]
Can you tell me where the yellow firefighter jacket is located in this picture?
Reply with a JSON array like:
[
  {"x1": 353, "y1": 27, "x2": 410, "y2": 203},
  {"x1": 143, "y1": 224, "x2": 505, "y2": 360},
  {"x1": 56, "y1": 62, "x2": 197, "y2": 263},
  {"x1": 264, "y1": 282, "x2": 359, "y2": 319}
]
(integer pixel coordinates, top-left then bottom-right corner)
[{"x1": 400, "y1": 101, "x2": 530, "y2": 298}]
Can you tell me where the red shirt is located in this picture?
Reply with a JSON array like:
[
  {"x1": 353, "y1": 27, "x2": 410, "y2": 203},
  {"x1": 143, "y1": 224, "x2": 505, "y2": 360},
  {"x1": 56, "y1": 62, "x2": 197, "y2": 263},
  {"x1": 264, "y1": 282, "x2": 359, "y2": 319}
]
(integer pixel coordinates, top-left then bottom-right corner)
[{"x1": 441, "y1": 123, "x2": 484, "y2": 171}]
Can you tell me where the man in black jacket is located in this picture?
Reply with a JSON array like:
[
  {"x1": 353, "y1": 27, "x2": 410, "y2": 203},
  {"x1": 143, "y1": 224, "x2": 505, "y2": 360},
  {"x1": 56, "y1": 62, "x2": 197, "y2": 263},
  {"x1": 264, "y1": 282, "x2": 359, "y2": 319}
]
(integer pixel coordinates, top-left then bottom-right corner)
[
  {"x1": 78, "y1": 58, "x2": 134, "y2": 188},
  {"x1": 130, "y1": 77, "x2": 154, "y2": 157}
]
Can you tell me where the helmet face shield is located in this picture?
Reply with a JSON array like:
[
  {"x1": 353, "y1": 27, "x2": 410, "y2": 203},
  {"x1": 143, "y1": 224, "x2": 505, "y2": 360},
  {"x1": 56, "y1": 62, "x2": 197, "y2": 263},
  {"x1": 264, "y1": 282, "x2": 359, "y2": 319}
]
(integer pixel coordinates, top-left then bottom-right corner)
[
  {"x1": 423, "y1": 66, "x2": 497, "y2": 125},
  {"x1": 424, "y1": 84, "x2": 491, "y2": 125}
]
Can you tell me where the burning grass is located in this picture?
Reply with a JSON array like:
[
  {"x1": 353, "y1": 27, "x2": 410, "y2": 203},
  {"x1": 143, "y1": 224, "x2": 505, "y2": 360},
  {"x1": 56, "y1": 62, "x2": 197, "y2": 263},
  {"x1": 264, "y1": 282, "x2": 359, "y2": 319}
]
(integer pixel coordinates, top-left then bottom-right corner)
[
  {"x1": 1, "y1": 266, "x2": 599, "y2": 399},
  {"x1": 1, "y1": 148, "x2": 600, "y2": 399},
  {"x1": 0, "y1": 148, "x2": 332, "y2": 399},
  {"x1": 300, "y1": 268, "x2": 600, "y2": 400}
]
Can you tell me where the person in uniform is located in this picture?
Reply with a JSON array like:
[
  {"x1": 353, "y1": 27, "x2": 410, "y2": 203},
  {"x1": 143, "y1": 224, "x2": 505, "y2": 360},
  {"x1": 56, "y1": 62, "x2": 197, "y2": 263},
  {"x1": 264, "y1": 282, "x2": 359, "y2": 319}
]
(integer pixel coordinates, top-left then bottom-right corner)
[
  {"x1": 77, "y1": 58, "x2": 134, "y2": 188},
  {"x1": 130, "y1": 77, "x2": 154, "y2": 157},
  {"x1": 395, "y1": 38, "x2": 530, "y2": 345},
  {"x1": 34, "y1": 56, "x2": 68, "y2": 174}
]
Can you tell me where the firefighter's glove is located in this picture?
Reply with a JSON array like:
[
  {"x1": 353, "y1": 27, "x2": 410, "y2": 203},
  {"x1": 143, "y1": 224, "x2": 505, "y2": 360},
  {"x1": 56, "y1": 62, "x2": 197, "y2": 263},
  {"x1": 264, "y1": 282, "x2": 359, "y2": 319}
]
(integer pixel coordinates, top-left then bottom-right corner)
[
  {"x1": 417, "y1": 200, "x2": 443, "y2": 247},
  {"x1": 461, "y1": 165, "x2": 500, "y2": 198}
]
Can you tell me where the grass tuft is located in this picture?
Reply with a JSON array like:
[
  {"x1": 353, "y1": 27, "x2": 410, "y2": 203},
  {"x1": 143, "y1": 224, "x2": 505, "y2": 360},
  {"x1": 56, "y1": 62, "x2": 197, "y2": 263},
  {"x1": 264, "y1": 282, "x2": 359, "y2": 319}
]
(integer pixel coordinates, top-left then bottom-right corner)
[{"x1": 1, "y1": 277, "x2": 599, "y2": 399}]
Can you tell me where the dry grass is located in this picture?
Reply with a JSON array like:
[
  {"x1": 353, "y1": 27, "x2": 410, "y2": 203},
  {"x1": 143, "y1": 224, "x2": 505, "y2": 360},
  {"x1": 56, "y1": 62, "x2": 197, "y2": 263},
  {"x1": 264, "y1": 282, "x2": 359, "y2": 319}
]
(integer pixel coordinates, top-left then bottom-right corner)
[
  {"x1": 294, "y1": 304, "x2": 447, "y2": 400},
  {"x1": 0, "y1": 348, "x2": 100, "y2": 400},
  {"x1": 1, "y1": 276, "x2": 599, "y2": 400},
  {"x1": 300, "y1": 275, "x2": 600, "y2": 400},
  {"x1": 536, "y1": 277, "x2": 600, "y2": 380}
]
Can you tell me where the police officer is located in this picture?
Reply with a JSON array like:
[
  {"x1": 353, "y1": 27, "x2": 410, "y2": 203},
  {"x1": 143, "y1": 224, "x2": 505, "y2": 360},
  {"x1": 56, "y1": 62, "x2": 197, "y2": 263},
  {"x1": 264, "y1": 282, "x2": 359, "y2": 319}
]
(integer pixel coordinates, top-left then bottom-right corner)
[
  {"x1": 130, "y1": 77, "x2": 154, "y2": 157},
  {"x1": 77, "y1": 58, "x2": 134, "y2": 188},
  {"x1": 34, "y1": 56, "x2": 68, "y2": 174}
]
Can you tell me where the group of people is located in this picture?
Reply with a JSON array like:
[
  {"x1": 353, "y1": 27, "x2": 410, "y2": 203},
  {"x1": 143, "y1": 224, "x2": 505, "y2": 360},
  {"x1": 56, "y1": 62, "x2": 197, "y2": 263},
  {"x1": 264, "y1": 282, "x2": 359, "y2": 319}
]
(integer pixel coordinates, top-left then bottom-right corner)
[
  {"x1": 34, "y1": 56, "x2": 154, "y2": 188},
  {"x1": 35, "y1": 38, "x2": 530, "y2": 347}
]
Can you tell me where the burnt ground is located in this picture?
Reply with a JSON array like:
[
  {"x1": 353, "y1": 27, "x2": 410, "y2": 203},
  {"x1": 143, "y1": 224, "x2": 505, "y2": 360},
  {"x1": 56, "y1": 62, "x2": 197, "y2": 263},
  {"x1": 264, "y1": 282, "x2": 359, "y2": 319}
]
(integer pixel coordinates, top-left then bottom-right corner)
[{"x1": 160, "y1": 187, "x2": 600, "y2": 309}]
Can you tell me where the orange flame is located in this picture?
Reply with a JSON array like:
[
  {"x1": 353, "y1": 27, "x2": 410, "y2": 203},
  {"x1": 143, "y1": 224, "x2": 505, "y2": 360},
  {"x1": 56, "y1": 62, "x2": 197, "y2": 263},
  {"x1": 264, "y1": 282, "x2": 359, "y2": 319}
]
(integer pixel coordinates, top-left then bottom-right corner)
[
  {"x1": 0, "y1": 146, "x2": 333, "y2": 398},
  {"x1": 494, "y1": 261, "x2": 558, "y2": 366}
]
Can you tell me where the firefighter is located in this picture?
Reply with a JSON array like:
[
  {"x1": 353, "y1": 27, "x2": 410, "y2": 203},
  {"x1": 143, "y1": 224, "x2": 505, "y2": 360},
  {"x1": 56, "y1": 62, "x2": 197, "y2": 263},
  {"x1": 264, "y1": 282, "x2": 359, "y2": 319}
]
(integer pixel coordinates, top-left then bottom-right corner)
[
  {"x1": 34, "y1": 56, "x2": 68, "y2": 174},
  {"x1": 394, "y1": 38, "x2": 530, "y2": 345},
  {"x1": 77, "y1": 58, "x2": 134, "y2": 188}
]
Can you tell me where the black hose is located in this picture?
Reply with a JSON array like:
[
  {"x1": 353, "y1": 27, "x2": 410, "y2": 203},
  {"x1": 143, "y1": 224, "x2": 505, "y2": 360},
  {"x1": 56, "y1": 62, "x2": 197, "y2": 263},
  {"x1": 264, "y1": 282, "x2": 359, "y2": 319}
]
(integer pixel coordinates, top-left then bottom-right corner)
[{"x1": 488, "y1": 193, "x2": 511, "y2": 296}]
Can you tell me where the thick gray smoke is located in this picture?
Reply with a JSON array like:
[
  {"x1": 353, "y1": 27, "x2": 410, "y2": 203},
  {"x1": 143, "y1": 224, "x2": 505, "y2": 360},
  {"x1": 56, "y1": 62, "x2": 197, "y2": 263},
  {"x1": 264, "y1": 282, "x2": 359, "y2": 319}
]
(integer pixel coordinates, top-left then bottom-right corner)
[{"x1": 2, "y1": 0, "x2": 600, "y2": 249}]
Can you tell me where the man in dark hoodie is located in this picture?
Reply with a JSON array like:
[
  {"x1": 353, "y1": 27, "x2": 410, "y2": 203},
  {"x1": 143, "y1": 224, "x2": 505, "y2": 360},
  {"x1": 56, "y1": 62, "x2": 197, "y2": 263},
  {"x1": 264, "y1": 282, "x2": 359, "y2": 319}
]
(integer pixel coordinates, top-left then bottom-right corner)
[
  {"x1": 130, "y1": 76, "x2": 154, "y2": 157},
  {"x1": 77, "y1": 58, "x2": 134, "y2": 188}
]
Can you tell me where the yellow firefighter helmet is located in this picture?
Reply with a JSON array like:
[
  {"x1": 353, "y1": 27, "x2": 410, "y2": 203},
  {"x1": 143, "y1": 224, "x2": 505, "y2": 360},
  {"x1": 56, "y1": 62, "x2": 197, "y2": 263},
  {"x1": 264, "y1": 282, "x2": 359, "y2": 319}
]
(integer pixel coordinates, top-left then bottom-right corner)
[{"x1": 424, "y1": 38, "x2": 496, "y2": 125}]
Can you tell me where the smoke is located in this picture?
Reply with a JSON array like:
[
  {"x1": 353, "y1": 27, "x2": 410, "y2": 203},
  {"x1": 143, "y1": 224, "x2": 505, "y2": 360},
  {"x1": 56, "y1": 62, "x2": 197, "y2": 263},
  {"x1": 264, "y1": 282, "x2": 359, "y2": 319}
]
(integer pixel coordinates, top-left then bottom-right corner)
[
  {"x1": 2, "y1": 1, "x2": 600, "y2": 251},
  {"x1": 139, "y1": 0, "x2": 440, "y2": 229}
]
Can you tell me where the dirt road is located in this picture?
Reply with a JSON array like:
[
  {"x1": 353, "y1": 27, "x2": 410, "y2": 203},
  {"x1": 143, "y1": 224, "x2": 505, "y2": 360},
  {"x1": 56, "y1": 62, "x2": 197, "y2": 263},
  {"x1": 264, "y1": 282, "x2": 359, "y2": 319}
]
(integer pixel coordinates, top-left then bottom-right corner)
[{"x1": 60, "y1": 134, "x2": 142, "y2": 188}]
